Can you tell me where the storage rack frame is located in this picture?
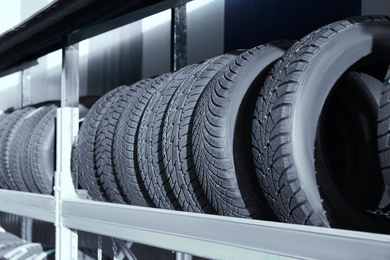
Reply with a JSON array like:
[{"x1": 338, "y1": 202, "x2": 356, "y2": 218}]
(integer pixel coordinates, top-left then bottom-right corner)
[{"x1": 0, "y1": 0, "x2": 389, "y2": 259}]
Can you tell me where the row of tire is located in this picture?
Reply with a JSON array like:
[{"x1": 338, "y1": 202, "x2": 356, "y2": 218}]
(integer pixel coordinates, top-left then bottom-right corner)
[
  {"x1": 0, "y1": 98, "x2": 95, "y2": 195},
  {"x1": 78, "y1": 15, "x2": 390, "y2": 234},
  {"x1": 0, "y1": 15, "x2": 388, "y2": 235}
]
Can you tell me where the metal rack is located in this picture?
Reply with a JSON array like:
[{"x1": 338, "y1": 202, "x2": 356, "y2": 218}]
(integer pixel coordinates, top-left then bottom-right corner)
[{"x1": 0, "y1": 0, "x2": 389, "y2": 259}]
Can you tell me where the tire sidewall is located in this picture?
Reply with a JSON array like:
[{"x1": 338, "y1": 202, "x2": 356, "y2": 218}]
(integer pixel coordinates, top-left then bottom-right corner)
[{"x1": 291, "y1": 22, "x2": 390, "y2": 228}]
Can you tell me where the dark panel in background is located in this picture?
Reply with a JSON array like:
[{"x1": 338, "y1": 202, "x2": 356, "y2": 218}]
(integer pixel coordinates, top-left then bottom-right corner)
[
  {"x1": 87, "y1": 22, "x2": 142, "y2": 95},
  {"x1": 224, "y1": 0, "x2": 361, "y2": 52}
]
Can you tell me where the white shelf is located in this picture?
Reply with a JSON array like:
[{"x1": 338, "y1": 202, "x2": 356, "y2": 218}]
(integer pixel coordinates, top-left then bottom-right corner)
[
  {"x1": 0, "y1": 190, "x2": 389, "y2": 259},
  {"x1": 0, "y1": 189, "x2": 55, "y2": 223}
]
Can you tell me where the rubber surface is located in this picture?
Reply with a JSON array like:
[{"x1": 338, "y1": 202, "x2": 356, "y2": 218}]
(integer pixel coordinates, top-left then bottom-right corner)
[
  {"x1": 78, "y1": 85, "x2": 129, "y2": 201},
  {"x1": 28, "y1": 106, "x2": 57, "y2": 194},
  {"x1": 162, "y1": 54, "x2": 238, "y2": 213},
  {"x1": 0, "y1": 108, "x2": 34, "y2": 191},
  {"x1": 138, "y1": 66, "x2": 201, "y2": 210},
  {"x1": 252, "y1": 15, "x2": 390, "y2": 233},
  {"x1": 378, "y1": 78, "x2": 390, "y2": 207},
  {"x1": 192, "y1": 42, "x2": 292, "y2": 218},
  {"x1": 113, "y1": 77, "x2": 171, "y2": 207},
  {"x1": 95, "y1": 80, "x2": 148, "y2": 203},
  {"x1": 18, "y1": 107, "x2": 53, "y2": 193}
]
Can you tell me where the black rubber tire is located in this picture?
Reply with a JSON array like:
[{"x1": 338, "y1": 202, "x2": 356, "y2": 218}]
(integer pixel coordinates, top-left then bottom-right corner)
[
  {"x1": 28, "y1": 106, "x2": 57, "y2": 194},
  {"x1": 0, "y1": 231, "x2": 44, "y2": 259},
  {"x1": 378, "y1": 78, "x2": 390, "y2": 207},
  {"x1": 0, "y1": 243, "x2": 44, "y2": 260},
  {"x1": 252, "y1": 15, "x2": 390, "y2": 233},
  {"x1": 113, "y1": 75, "x2": 172, "y2": 207},
  {"x1": 162, "y1": 54, "x2": 239, "y2": 213},
  {"x1": 0, "y1": 108, "x2": 34, "y2": 190},
  {"x1": 138, "y1": 65, "x2": 203, "y2": 210},
  {"x1": 192, "y1": 41, "x2": 293, "y2": 218},
  {"x1": 17, "y1": 107, "x2": 54, "y2": 193},
  {"x1": 0, "y1": 112, "x2": 13, "y2": 189},
  {"x1": 9, "y1": 108, "x2": 37, "y2": 192},
  {"x1": 315, "y1": 72, "x2": 383, "y2": 212},
  {"x1": 78, "y1": 86, "x2": 129, "y2": 201},
  {"x1": 94, "y1": 80, "x2": 148, "y2": 203}
]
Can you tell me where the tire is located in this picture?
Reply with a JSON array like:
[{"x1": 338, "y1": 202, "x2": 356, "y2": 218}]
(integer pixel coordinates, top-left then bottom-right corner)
[
  {"x1": 192, "y1": 41, "x2": 293, "y2": 218},
  {"x1": 162, "y1": 54, "x2": 238, "y2": 213},
  {"x1": 113, "y1": 74, "x2": 172, "y2": 207},
  {"x1": 0, "y1": 231, "x2": 44, "y2": 260},
  {"x1": 94, "y1": 80, "x2": 148, "y2": 203},
  {"x1": 17, "y1": 107, "x2": 54, "y2": 193},
  {"x1": 378, "y1": 78, "x2": 390, "y2": 208},
  {"x1": 0, "y1": 243, "x2": 44, "y2": 260},
  {"x1": 0, "y1": 112, "x2": 13, "y2": 189},
  {"x1": 138, "y1": 65, "x2": 201, "y2": 210},
  {"x1": 78, "y1": 86, "x2": 129, "y2": 201},
  {"x1": 0, "y1": 108, "x2": 34, "y2": 190},
  {"x1": 252, "y1": 15, "x2": 390, "y2": 233},
  {"x1": 28, "y1": 106, "x2": 57, "y2": 194}
]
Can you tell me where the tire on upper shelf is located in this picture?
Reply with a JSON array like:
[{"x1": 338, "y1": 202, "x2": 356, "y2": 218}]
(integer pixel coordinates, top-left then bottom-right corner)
[
  {"x1": 192, "y1": 41, "x2": 293, "y2": 219},
  {"x1": 27, "y1": 105, "x2": 58, "y2": 194},
  {"x1": 94, "y1": 80, "x2": 150, "y2": 204},
  {"x1": 112, "y1": 75, "x2": 172, "y2": 207},
  {"x1": 78, "y1": 86, "x2": 130, "y2": 201},
  {"x1": 162, "y1": 54, "x2": 239, "y2": 213},
  {"x1": 377, "y1": 78, "x2": 390, "y2": 212},
  {"x1": 0, "y1": 107, "x2": 34, "y2": 190},
  {"x1": 137, "y1": 65, "x2": 203, "y2": 210},
  {"x1": 16, "y1": 106, "x2": 55, "y2": 193},
  {"x1": 252, "y1": 15, "x2": 390, "y2": 234}
]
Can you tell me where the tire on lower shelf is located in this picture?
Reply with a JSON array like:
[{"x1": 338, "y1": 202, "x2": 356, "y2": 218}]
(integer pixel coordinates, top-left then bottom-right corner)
[
  {"x1": 252, "y1": 15, "x2": 390, "y2": 233},
  {"x1": 192, "y1": 41, "x2": 293, "y2": 219},
  {"x1": 0, "y1": 231, "x2": 44, "y2": 259}
]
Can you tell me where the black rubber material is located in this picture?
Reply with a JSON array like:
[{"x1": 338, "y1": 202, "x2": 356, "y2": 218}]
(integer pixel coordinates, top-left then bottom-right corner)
[
  {"x1": 315, "y1": 72, "x2": 383, "y2": 215},
  {"x1": 95, "y1": 80, "x2": 147, "y2": 203},
  {"x1": 0, "y1": 108, "x2": 34, "y2": 190},
  {"x1": 17, "y1": 107, "x2": 53, "y2": 193},
  {"x1": 138, "y1": 66, "x2": 202, "y2": 210},
  {"x1": 252, "y1": 15, "x2": 390, "y2": 233},
  {"x1": 78, "y1": 85, "x2": 129, "y2": 201},
  {"x1": 162, "y1": 54, "x2": 238, "y2": 213},
  {"x1": 0, "y1": 243, "x2": 44, "y2": 260},
  {"x1": 113, "y1": 75, "x2": 172, "y2": 207},
  {"x1": 378, "y1": 78, "x2": 390, "y2": 207},
  {"x1": 192, "y1": 42, "x2": 293, "y2": 219},
  {"x1": 0, "y1": 112, "x2": 12, "y2": 189},
  {"x1": 28, "y1": 106, "x2": 57, "y2": 194},
  {"x1": 0, "y1": 231, "x2": 44, "y2": 259},
  {"x1": 9, "y1": 109, "x2": 37, "y2": 192}
]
